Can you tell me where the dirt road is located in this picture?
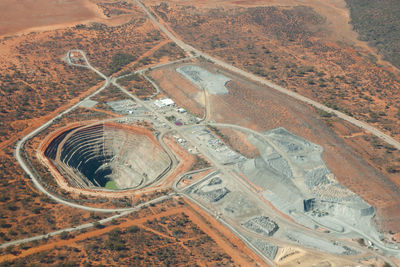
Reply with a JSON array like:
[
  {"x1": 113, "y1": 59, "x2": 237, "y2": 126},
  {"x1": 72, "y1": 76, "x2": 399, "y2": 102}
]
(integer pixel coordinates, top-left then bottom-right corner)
[{"x1": 133, "y1": 0, "x2": 400, "y2": 151}]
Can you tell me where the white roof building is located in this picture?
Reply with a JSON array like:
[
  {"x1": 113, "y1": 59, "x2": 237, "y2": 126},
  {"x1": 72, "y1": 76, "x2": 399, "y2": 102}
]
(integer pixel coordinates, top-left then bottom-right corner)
[
  {"x1": 161, "y1": 98, "x2": 174, "y2": 106},
  {"x1": 154, "y1": 98, "x2": 175, "y2": 108}
]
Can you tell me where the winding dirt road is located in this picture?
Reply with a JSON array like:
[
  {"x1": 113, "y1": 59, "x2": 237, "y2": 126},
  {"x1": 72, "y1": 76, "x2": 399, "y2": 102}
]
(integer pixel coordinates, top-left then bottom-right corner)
[
  {"x1": 133, "y1": 0, "x2": 400, "y2": 151},
  {"x1": 13, "y1": 50, "x2": 128, "y2": 213},
  {"x1": 9, "y1": 1, "x2": 400, "y2": 264}
]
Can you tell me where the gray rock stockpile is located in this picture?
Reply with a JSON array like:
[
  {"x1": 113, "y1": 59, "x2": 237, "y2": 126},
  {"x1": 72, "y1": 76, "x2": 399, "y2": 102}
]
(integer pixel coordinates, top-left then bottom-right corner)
[{"x1": 243, "y1": 216, "x2": 279, "y2": 237}]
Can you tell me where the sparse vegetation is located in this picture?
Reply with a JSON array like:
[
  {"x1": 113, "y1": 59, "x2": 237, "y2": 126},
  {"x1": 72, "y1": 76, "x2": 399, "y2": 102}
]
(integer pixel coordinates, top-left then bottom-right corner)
[
  {"x1": 154, "y1": 4, "x2": 400, "y2": 142},
  {"x1": 107, "y1": 52, "x2": 137, "y2": 75},
  {"x1": 318, "y1": 109, "x2": 334, "y2": 118},
  {"x1": 165, "y1": 115, "x2": 176, "y2": 122},
  {"x1": 190, "y1": 155, "x2": 211, "y2": 170},
  {"x1": 0, "y1": 202, "x2": 239, "y2": 266},
  {"x1": 386, "y1": 166, "x2": 399, "y2": 174},
  {"x1": 346, "y1": 0, "x2": 400, "y2": 68},
  {"x1": 1, "y1": 1, "x2": 399, "y2": 266}
]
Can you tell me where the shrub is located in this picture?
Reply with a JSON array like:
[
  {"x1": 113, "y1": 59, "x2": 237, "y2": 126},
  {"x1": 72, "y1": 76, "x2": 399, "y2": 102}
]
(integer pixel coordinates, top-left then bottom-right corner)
[
  {"x1": 386, "y1": 166, "x2": 398, "y2": 173},
  {"x1": 59, "y1": 231, "x2": 70, "y2": 240},
  {"x1": 127, "y1": 225, "x2": 140, "y2": 233},
  {"x1": 93, "y1": 222, "x2": 104, "y2": 229},
  {"x1": 108, "y1": 52, "x2": 137, "y2": 75}
]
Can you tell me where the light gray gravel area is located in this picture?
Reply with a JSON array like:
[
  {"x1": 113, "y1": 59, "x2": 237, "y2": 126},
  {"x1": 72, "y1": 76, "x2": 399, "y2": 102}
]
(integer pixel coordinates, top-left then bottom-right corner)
[
  {"x1": 247, "y1": 237, "x2": 279, "y2": 260},
  {"x1": 186, "y1": 125, "x2": 389, "y2": 257},
  {"x1": 243, "y1": 216, "x2": 279, "y2": 237},
  {"x1": 286, "y1": 231, "x2": 359, "y2": 255},
  {"x1": 106, "y1": 99, "x2": 139, "y2": 114},
  {"x1": 79, "y1": 99, "x2": 98, "y2": 108},
  {"x1": 186, "y1": 127, "x2": 246, "y2": 165},
  {"x1": 176, "y1": 65, "x2": 230, "y2": 95},
  {"x1": 222, "y1": 192, "x2": 262, "y2": 219},
  {"x1": 194, "y1": 187, "x2": 230, "y2": 202},
  {"x1": 305, "y1": 167, "x2": 330, "y2": 190}
]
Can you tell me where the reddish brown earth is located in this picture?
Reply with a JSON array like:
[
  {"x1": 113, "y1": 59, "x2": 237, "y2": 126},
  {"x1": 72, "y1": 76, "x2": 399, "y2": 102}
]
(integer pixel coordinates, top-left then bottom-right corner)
[
  {"x1": 20, "y1": 83, "x2": 196, "y2": 205},
  {"x1": 146, "y1": 0, "x2": 398, "y2": 72},
  {"x1": 20, "y1": 105, "x2": 198, "y2": 210},
  {"x1": 0, "y1": 0, "x2": 146, "y2": 38},
  {"x1": 0, "y1": 9, "x2": 161, "y2": 150},
  {"x1": 1, "y1": 0, "x2": 399, "y2": 264},
  {"x1": 0, "y1": 0, "x2": 103, "y2": 37},
  {"x1": 37, "y1": 122, "x2": 163, "y2": 197},
  {"x1": 150, "y1": 61, "x2": 400, "y2": 235},
  {"x1": 222, "y1": 74, "x2": 400, "y2": 233},
  {"x1": 143, "y1": 0, "x2": 400, "y2": 234},
  {"x1": 0, "y1": 198, "x2": 263, "y2": 266},
  {"x1": 209, "y1": 124, "x2": 260, "y2": 159},
  {"x1": 0, "y1": 0, "x2": 186, "y2": 246},
  {"x1": 148, "y1": 63, "x2": 205, "y2": 118},
  {"x1": 148, "y1": 0, "x2": 400, "y2": 141},
  {"x1": 157, "y1": 136, "x2": 196, "y2": 188}
]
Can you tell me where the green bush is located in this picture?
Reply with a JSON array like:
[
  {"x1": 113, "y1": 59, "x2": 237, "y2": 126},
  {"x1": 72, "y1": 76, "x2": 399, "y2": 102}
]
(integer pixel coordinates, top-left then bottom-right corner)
[
  {"x1": 346, "y1": 0, "x2": 400, "y2": 68},
  {"x1": 127, "y1": 225, "x2": 140, "y2": 233},
  {"x1": 108, "y1": 52, "x2": 137, "y2": 75}
]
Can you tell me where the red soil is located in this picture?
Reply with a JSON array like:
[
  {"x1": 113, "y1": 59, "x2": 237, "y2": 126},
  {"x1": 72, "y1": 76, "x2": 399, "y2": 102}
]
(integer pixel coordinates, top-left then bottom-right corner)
[
  {"x1": 182, "y1": 198, "x2": 266, "y2": 266},
  {"x1": 156, "y1": 136, "x2": 196, "y2": 188},
  {"x1": 0, "y1": 81, "x2": 103, "y2": 152},
  {"x1": 148, "y1": 65, "x2": 205, "y2": 118},
  {"x1": 0, "y1": 206, "x2": 184, "y2": 262},
  {"x1": 0, "y1": 0, "x2": 104, "y2": 37},
  {"x1": 150, "y1": 61, "x2": 400, "y2": 233},
  {"x1": 0, "y1": 199, "x2": 264, "y2": 266},
  {"x1": 37, "y1": 121, "x2": 165, "y2": 198}
]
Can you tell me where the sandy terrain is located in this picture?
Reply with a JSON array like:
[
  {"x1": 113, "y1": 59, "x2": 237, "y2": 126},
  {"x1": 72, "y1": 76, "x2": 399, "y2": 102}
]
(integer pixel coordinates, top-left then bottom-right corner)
[
  {"x1": 0, "y1": 0, "x2": 398, "y2": 265},
  {"x1": 149, "y1": 65, "x2": 205, "y2": 118},
  {"x1": 275, "y1": 247, "x2": 360, "y2": 266},
  {"x1": 145, "y1": 0, "x2": 395, "y2": 70},
  {"x1": 209, "y1": 123, "x2": 260, "y2": 159},
  {"x1": 148, "y1": 0, "x2": 400, "y2": 143},
  {"x1": 0, "y1": 198, "x2": 263, "y2": 266},
  {"x1": 0, "y1": 0, "x2": 105, "y2": 37},
  {"x1": 37, "y1": 121, "x2": 167, "y2": 197},
  {"x1": 221, "y1": 73, "x2": 400, "y2": 232},
  {"x1": 150, "y1": 61, "x2": 400, "y2": 235},
  {"x1": 0, "y1": 80, "x2": 103, "y2": 152}
]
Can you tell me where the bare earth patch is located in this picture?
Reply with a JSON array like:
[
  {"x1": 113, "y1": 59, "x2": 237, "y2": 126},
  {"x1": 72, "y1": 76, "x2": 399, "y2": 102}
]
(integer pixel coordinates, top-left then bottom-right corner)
[{"x1": 0, "y1": 0, "x2": 105, "y2": 37}]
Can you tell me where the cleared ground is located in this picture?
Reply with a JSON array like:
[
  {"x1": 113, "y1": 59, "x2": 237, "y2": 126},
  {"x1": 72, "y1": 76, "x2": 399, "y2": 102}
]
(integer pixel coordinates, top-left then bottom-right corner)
[
  {"x1": 182, "y1": 125, "x2": 382, "y2": 260},
  {"x1": 149, "y1": 61, "x2": 400, "y2": 237},
  {"x1": 43, "y1": 122, "x2": 170, "y2": 190},
  {"x1": 151, "y1": 60, "x2": 400, "y2": 264},
  {"x1": 0, "y1": 0, "x2": 104, "y2": 37},
  {"x1": 0, "y1": 198, "x2": 264, "y2": 266},
  {"x1": 2, "y1": 0, "x2": 399, "y2": 265}
]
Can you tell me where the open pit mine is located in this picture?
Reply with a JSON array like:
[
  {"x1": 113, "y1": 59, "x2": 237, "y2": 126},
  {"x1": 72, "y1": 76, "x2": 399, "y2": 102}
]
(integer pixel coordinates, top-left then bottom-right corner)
[{"x1": 43, "y1": 123, "x2": 170, "y2": 190}]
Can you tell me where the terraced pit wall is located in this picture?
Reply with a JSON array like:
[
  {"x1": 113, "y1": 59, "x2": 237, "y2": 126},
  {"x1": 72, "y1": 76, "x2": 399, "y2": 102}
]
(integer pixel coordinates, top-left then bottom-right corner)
[{"x1": 43, "y1": 122, "x2": 169, "y2": 190}]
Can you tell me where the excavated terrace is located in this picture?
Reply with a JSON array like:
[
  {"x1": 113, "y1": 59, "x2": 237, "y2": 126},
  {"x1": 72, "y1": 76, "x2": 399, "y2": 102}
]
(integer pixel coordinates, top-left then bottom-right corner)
[{"x1": 44, "y1": 122, "x2": 170, "y2": 190}]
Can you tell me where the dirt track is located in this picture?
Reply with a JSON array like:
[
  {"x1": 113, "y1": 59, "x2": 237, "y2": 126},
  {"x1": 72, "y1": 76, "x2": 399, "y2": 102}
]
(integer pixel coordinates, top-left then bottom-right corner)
[
  {"x1": 0, "y1": 200, "x2": 263, "y2": 266},
  {"x1": 134, "y1": 0, "x2": 400, "y2": 150},
  {"x1": 4, "y1": 1, "x2": 398, "y2": 266},
  {"x1": 37, "y1": 121, "x2": 169, "y2": 198}
]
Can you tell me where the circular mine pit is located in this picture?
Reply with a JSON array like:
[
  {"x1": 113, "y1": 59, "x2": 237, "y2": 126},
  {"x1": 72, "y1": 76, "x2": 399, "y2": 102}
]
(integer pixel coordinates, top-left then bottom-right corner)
[{"x1": 43, "y1": 122, "x2": 170, "y2": 190}]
